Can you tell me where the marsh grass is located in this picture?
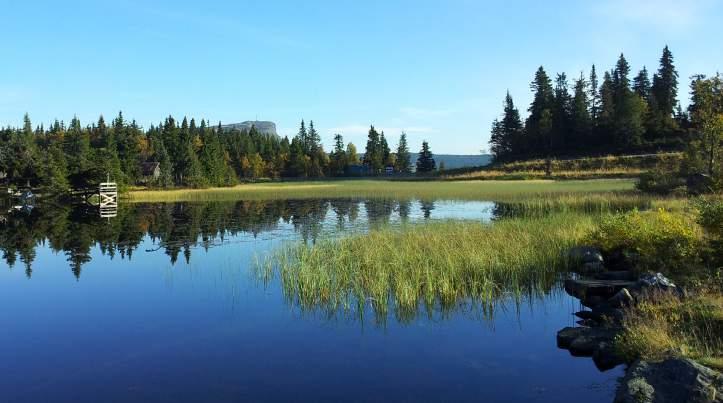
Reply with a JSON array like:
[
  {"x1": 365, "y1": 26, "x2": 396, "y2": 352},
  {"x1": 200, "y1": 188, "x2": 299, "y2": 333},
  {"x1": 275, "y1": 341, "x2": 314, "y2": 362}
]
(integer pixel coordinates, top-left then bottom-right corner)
[
  {"x1": 615, "y1": 292, "x2": 723, "y2": 370},
  {"x1": 259, "y1": 214, "x2": 596, "y2": 324},
  {"x1": 127, "y1": 179, "x2": 636, "y2": 203}
]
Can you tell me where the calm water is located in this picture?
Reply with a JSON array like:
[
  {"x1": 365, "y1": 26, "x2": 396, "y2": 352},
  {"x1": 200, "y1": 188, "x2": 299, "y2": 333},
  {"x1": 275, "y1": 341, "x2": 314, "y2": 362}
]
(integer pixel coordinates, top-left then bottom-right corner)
[{"x1": 0, "y1": 199, "x2": 622, "y2": 402}]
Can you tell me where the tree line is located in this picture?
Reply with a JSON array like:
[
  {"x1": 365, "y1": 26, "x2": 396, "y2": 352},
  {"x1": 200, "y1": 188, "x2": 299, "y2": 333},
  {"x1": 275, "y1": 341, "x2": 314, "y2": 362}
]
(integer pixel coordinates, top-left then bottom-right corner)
[
  {"x1": 0, "y1": 114, "x2": 438, "y2": 191},
  {"x1": 489, "y1": 46, "x2": 701, "y2": 162}
]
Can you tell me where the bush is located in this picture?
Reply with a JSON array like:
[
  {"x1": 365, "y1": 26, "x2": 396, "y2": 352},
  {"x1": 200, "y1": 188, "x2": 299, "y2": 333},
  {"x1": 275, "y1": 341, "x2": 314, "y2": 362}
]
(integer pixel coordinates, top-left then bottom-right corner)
[
  {"x1": 696, "y1": 197, "x2": 723, "y2": 239},
  {"x1": 587, "y1": 209, "x2": 703, "y2": 273}
]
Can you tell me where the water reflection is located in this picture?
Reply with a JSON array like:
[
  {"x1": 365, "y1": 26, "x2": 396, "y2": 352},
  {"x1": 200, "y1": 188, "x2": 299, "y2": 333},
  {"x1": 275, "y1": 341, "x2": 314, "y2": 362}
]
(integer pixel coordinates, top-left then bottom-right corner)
[{"x1": 0, "y1": 199, "x2": 493, "y2": 278}]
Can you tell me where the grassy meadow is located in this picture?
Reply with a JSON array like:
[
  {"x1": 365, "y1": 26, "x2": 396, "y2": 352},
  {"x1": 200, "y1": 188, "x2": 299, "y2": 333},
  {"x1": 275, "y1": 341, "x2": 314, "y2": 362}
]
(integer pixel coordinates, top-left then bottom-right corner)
[{"x1": 127, "y1": 178, "x2": 637, "y2": 202}]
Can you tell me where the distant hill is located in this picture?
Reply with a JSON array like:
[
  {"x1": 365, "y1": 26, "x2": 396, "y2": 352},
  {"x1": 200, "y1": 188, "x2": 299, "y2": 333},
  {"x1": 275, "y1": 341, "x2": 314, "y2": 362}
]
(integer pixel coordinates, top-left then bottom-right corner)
[
  {"x1": 221, "y1": 121, "x2": 277, "y2": 136},
  {"x1": 421, "y1": 154, "x2": 492, "y2": 170},
  {"x1": 357, "y1": 154, "x2": 491, "y2": 170}
]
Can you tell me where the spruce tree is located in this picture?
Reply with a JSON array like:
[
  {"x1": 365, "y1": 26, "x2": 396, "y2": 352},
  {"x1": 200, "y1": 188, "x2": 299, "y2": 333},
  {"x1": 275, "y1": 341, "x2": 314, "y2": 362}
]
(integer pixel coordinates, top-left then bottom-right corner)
[
  {"x1": 526, "y1": 66, "x2": 555, "y2": 156},
  {"x1": 633, "y1": 67, "x2": 652, "y2": 100},
  {"x1": 552, "y1": 73, "x2": 573, "y2": 153},
  {"x1": 416, "y1": 141, "x2": 436, "y2": 173},
  {"x1": 395, "y1": 132, "x2": 412, "y2": 173},
  {"x1": 589, "y1": 65, "x2": 600, "y2": 125},
  {"x1": 364, "y1": 125, "x2": 383, "y2": 173},
  {"x1": 571, "y1": 73, "x2": 592, "y2": 150}
]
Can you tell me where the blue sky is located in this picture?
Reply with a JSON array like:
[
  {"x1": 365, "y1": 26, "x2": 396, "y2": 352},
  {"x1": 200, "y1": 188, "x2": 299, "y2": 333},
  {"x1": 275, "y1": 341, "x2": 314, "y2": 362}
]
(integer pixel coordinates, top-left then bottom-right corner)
[{"x1": 1, "y1": 0, "x2": 722, "y2": 154}]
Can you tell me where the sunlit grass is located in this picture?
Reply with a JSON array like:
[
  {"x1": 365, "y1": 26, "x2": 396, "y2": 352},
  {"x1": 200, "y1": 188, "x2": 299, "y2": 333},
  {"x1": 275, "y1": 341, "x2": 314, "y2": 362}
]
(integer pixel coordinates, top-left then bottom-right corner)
[
  {"x1": 259, "y1": 214, "x2": 596, "y2": 323},
  {"x1": 615, "y1": 292, "x2": 723, "y2": 370},
  {"x1": 127, "y1": 179, "x2": 636, "y2": 202}
]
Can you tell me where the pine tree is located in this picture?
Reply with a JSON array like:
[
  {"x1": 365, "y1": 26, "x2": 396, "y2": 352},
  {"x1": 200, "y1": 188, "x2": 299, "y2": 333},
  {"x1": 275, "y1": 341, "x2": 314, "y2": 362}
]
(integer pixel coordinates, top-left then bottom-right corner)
[
  {"x1": 571, "y1": 73, "x2": 592, "y2": 150},
  {"x1": 489, "y1": 92, "x2": 523, "y2": 161},
  {"x1": 380, "y1": 132, "x2": 391, "y2": 166},
  {"x1": 394, "y1": 132, "x2": 412, "y2": 173},
  {"x1": 633, "y1": 67, "x2": 652, "y2": 100},
  {"x1": 307, "y1": 120, "x2": 321, "y2": 154},
  {"x1": 589, "y1": 65, "x2": 600, "y2": 125},
  {"x1": 526, "y1": 66, "x2": 555, "y2": 156},
  {"x1": 297, "y1": 120, "x2": 308, "y2": 154},
  {"x1": 416, "y1": 140, "x2": 436, "y2": 173},
  {"x1": 364, "y1": 125, "x2": 383, "y2": 173},
  {"x1": 652, "y1": 45, "x2": 679, "y2": 119},
  {"x1": 552, "y1": 73, "x2": 573, "y2": 153},
  {"x1": 330, "y1": 133, "x2": 347, "y2": 176},
  {"x1": 612, "y1": 54, "x2": 645, "y2": 149}
]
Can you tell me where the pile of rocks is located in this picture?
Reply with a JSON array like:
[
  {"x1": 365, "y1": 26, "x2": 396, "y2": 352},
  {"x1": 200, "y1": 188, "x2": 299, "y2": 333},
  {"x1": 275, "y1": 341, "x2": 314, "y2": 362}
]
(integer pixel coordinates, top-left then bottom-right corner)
[{"x1": 558, "y1": 246, "x2": 722, "y2": 402}]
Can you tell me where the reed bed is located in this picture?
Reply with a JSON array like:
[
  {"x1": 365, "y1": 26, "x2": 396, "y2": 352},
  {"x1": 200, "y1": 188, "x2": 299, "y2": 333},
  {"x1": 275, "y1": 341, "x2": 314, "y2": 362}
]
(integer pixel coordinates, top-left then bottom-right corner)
[
  {"x1": 127, "y1": 179, "x2": 636, "y2": 203},
  {"x1": 261, "y1": 214, "x2": 596, "y2": 323}
]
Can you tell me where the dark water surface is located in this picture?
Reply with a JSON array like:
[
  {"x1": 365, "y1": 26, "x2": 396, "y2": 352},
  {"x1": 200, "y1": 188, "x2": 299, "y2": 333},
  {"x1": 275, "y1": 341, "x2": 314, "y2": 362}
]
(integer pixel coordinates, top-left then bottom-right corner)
[{"x1": 0, "y1": 199, "x2": 622, "y2": 402}]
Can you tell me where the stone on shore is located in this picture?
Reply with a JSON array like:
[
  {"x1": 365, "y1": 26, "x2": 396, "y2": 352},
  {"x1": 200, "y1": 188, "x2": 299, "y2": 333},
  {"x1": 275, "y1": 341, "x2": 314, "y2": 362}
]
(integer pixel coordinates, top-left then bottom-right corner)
[{"x1": 615, "y1": 358, "x2": 723, "y2": 403}]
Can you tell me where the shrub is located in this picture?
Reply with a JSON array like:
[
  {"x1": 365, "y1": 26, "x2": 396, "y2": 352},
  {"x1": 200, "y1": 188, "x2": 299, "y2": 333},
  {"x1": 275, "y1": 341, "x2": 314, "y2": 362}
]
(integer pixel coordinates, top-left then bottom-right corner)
[
  {"x1": 587, "y1": 209, "x2": 703, "y2": 273},
  {"x1": 696, "y1": 196, "x2": 723, "y2": 239}
]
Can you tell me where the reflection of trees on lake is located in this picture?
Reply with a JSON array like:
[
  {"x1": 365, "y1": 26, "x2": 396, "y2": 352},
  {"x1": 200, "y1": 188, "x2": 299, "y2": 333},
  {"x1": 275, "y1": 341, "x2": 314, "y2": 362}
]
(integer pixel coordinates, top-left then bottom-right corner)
[
  {"x1": 420, "y1": 201, "x2": 435, "y2": 219},
  {"x1": 0, "y1": 199, "x2": 427, "y2": 278}
]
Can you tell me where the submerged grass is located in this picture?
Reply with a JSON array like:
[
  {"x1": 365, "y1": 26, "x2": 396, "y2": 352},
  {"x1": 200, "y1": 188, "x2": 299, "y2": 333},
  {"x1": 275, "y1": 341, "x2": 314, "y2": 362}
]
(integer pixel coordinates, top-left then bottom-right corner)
[
  {"x1": 127, "y1": 179, "x2": 636, "y2": 203},
  {"x1": 260, "y1": 214, "x2": 596, "y2": 323}
]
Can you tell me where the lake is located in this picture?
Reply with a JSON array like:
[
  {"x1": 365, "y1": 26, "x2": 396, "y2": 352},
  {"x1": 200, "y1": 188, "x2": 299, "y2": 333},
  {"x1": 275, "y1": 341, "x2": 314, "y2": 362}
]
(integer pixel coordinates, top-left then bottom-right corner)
[{"x1": 0, "y1": 199, "x2": 622, "y2": 402}]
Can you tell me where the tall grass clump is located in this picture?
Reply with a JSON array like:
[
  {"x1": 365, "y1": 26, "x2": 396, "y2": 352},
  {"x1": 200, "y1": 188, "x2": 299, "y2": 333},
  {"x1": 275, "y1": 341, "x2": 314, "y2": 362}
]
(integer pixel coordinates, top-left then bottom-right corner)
[
  {"x1": 615, "y1": 292, "x2": 723, "y2": 370},
  {"x1": 265, "y1": 214, "x2": 595, "y2": 323}
]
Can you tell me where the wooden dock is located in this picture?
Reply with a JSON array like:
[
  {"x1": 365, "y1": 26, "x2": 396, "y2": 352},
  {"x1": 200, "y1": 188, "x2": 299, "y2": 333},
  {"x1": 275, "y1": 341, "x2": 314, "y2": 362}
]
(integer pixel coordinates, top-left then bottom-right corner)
[{"x1": 98, "y1": 182, "x2": 118, "y2": 218}]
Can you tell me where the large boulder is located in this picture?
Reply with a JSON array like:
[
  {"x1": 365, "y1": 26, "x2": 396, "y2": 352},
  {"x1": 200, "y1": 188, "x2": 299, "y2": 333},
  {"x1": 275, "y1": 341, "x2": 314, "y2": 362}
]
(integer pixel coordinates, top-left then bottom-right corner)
[
  {"x1": 631, "y1": 272, "x2": 684, "y2": 301},
  {"x1": 568, "y1": 246, "x2": 604, "y2": 264},
  {"x1": 615, "y1": 358, "x2": 723, "y2": 403}
]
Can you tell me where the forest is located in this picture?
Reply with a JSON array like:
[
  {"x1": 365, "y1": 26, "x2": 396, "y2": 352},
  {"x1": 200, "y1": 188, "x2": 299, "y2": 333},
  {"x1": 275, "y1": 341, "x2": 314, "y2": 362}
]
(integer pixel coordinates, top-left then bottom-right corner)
[
  {"x1": 0, "y1": 115, "x2": 437, "y2": 191},
  {"x1": 489, "y1": 46, "x2": 721, "y2": 176}
]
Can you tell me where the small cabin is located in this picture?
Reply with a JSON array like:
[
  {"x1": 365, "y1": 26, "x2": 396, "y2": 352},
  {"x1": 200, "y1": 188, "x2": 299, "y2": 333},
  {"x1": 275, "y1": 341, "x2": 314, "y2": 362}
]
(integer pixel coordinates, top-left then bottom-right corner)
[{"x1": 140, "y1": 162, "x2": 161, "y2": 183}]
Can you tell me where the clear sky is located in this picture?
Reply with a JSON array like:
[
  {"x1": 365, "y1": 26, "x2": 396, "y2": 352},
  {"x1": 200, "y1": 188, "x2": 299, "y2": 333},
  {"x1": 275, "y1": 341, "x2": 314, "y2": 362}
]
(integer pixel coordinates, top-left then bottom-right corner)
[{"x1": 1, "y1": 0, "x2": 722, "y2": 154}]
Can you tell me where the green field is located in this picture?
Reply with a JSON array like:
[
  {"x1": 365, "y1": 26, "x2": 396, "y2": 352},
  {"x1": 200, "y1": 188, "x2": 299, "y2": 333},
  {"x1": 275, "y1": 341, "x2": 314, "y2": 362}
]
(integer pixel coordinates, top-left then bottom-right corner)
[{"x1": 128, "y1": 178, "x2": 636, "y2": 202}]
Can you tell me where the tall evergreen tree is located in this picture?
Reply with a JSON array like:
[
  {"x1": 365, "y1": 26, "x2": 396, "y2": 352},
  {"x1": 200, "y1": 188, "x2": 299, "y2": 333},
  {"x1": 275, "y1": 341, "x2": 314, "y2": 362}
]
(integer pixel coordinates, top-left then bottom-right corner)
[
  {"x1": 552, "y1": 73, "x2": 573, "y2": 153},
  {"x1": 633, "y1": 67, "x2": 652, "y2": 100},
  {"x1": 489, "y1": 91, "x2": 523, "y2": 161},
  {"x1": 415, "y1": 141, "x2": 436, "y2": 174},
  {"x1": 571, "y1": 73, "x2": 592, "y2": 149},
  {"x1": 589, "y1": 65, "x2": 600, "y2": 125},
  {"x1": 394, "y1": 132, "x2": 412, "y2": 173},
  {"x1": 526, "y1": 66, "x2": 555, "y2": 156},
  {"x1": 652, "y1": 45, "x2": 679, "y2": 119},
  {"x1": 363, "y1": 125, "x2": 383, "y2": 173}
]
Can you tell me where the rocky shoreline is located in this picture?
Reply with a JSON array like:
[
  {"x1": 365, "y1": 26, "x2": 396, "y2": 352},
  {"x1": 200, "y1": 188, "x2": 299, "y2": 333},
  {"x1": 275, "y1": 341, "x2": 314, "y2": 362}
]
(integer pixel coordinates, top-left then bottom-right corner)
[{"x1": 558, "y1": 246, "x2": 722, "y2": 402}]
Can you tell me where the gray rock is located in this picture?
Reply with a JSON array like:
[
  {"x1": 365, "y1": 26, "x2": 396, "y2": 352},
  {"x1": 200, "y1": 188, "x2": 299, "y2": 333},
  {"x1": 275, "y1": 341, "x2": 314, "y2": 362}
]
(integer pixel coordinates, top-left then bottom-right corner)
[
  {"x1": 608, "y1": 288, "x2": 634, "y2": 308},
  {"x1": 568, "y1": 246, "x2": 604, "y2": 264},
  {"x1": 556, "y1": 326, "x2": 619, "y2": 356},
  {"x1": 615, "y1": 358, "x2": 723, "y2": 403},
  {"x1": 633, "y1": 273, "x2": 684, "y2": 300}
]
